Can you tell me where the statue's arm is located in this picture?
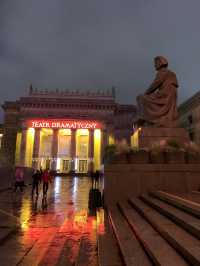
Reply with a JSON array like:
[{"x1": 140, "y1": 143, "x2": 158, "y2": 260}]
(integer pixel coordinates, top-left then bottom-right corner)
[{"x1": 145, "y1": 71, "x2": 165, "y2": 95}]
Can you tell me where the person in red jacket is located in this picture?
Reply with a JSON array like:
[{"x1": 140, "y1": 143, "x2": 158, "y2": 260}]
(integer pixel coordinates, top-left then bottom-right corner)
[{"x1": 41, "y1": 169, "x2": 51, "y2": 196}]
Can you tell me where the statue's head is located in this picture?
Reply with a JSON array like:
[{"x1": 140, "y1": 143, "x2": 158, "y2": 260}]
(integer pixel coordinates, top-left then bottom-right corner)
[{"x1": 154, "y1": 56, "x2": 168, "y2": 70}]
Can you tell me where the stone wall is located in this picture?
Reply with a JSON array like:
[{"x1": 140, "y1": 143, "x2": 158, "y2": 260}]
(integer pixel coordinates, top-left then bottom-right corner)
[{"x1": 104, "y1": 163, "x2": 200, "y2": 206}]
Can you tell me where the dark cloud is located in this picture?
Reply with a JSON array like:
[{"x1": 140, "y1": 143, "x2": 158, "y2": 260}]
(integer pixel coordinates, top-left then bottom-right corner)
[{"x1": 1, "y1": 0, "x2": 200, "y2": 121}]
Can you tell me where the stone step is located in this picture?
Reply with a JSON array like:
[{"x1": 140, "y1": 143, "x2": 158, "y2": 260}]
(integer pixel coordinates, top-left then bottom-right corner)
[
  {"x1": 140, "y1": 194, "x2": 200, "y2": 240},
  {"x1": 192, "y1": 191, "x2": 200, "y2": 195},
  {"x1": 190, "y1": 191, "x2": 200, "y2": 204},
  {"x1": 98, "y1": 211, "x2": 123, "y2": 266},
  {"x1": 108, "y1": 205, "x2": 151, "y2": 266},
  {"x1": 168, "y1": 192, "x2": 200, "y2": 205},
  {"x1": 129, "y1": 197, "x2": 200, "y2": 265},
  {"x1": 118, "y1": 200, "x2": 188, "y2": 266},
  {"x1": 182, "y1": 192, "x2": 200, "y2": 205},
  {"x1": 151, "y1": 191, "x2": 200, "y2": 218}
]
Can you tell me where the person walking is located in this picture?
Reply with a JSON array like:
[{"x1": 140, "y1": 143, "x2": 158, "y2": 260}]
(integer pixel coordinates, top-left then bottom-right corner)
[
  {"x1": 94, "y1": 170, "x2": 100, "y2": 189},
  {"x1": 14, "y1": 167, "x2": 24, "y2": 192},
  {"x1": 41, "y1": 169, "x2": 51, "y2": 196},
  {"x1": 32, "y1": 170, "x2": 41, "y2": 197}
]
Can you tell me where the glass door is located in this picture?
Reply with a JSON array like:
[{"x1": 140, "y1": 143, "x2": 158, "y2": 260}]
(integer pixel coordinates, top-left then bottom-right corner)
[
  {"x1": 78, "y1": 159, "x2": 88, "y2": 173},
  {"x1": 62, "y1": 159, "x2": 70, "y2": 173}
]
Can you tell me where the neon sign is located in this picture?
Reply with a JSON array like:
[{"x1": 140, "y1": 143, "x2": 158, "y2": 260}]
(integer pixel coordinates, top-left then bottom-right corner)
[{"x1": 25, "y1": 119, "x2": 103, "y2": 129}]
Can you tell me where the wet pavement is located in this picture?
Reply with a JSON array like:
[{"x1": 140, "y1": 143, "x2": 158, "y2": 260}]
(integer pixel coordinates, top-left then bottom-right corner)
[{"x1": 0, "y1": 176, "x2": 104, "y2": 266}]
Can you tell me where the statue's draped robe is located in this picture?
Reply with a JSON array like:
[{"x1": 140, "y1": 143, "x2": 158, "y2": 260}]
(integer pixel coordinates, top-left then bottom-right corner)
[{"x1": 137, "y1": 68, "x2": 178, "y2": 127}]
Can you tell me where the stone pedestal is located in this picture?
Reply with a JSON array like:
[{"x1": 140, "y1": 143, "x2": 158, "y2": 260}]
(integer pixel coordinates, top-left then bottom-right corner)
[
  {"x1": 105, "y1": 163, "x2": 200, "y2": 205},
  {"x1": 131, "y1": 127, "x2": 190, "y2": 149}
]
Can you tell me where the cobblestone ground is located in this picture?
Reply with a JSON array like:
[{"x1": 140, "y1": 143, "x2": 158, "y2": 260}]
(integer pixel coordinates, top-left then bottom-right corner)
[{"x1": 0, "y1": 176, "x2": 104, "y2": 266}]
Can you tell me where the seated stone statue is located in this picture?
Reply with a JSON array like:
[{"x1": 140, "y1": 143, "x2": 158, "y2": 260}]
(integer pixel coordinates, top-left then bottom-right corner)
[{"x1": 137, "y1": 56, "x2": 178, "y2": 127}]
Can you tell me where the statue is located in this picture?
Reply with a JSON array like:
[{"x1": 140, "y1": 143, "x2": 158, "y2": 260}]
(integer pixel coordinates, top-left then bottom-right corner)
[{"x1": 137, "y1": 56, "x2": 178, "y2": 127}]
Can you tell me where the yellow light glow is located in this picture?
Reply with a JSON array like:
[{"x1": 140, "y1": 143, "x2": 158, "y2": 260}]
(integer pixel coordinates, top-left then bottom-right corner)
[
  {"x1": 74, "y1": 210, "x2": 88, "y2": 225},
  {"x1": 40, "y1": 158, "x2": 46, "y2": 170},
  {"x1": 25, "y1": 128, "x2": 35, "y2": 167},
  {"x1": 108, "y1": 135, "x2": 115, "y2": 145},
  {"x1": 131, "y1": 129, "x2": 139, "y2": 149},
  {"x1": 15, "y1": 132, "x2": 22, "y2": 165},
  {"x1": 75, "y1": 158, "x2": 78, "y2": 171},
  {"x1": 41, "y1": 128, "x2": 53, "y2": 135},
  {"x1": 58, "y1": 131, "x2": 71, "y2": 157},
  {"x1": 76, "y1": 129, "x2": 89, "y2": 159},
  {"x1": 39, "y1": 128, "x2": 53, "y2": 158},
  {"x1": 76, "y1": 129, "x2": 89, "y2": 136},
  {"x1": 20, "y1": 198, "x2": 31, "y2": 230},
  {"x1": 59, "y1": 129, "x2": 71, "y2": 136},
  {"x1": 56, "y1": 158, "x2": 61, "y2": 170},
  {"x1": 97, "y1": 209, "x2": 105, "y2": 235},
  {"x1": 94, "y1": 129, "x2": 101, "y2": 171}
]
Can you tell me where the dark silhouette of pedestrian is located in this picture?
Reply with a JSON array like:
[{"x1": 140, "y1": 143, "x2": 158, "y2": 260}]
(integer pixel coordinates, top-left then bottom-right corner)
[
  {"x1": 41, "y1": 169, "x2": 51, "y2": 196},
  {"x1": 39, "y1": 167, "x2": 43, "y2": 176},
  {"x1": 42, "y1": 196, "x2": 48, "y2": 209},
  {"x1": 32, "y1": 170, "x2": 41, "y2": 197},
  {"x1": 88, "y1": 170, "x2": 102, "y2": 209},
  {"x1": 90, "y1": 170, "x2": 95, "y2": 189},
  {"x1": 14, "y1": 167, "x2": 25, "y2": 192},
  {"x1": 94, "y1": 170, "x2": 100, "y2": 189}
]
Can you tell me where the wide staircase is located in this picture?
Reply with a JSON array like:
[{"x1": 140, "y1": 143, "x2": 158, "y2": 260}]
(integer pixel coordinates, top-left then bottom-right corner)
[{"x1": 98, "y1": 191, "x2": 200, "y2": 266}]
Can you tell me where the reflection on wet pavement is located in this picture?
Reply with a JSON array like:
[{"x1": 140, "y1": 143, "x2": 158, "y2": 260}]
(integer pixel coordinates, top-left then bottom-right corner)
[{"x1": 0, "y1": 176, "x2": 104, "y2": 266}]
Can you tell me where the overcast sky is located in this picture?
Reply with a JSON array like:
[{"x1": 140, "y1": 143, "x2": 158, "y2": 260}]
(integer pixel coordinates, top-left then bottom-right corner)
[{"x1": 1, "y1": 0, "x2": 200, "y2": 120}]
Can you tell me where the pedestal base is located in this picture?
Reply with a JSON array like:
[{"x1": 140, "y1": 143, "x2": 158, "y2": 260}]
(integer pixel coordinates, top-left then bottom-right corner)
[{"x1": 131, "y1": 127, "x2": 190, "y2": 149}]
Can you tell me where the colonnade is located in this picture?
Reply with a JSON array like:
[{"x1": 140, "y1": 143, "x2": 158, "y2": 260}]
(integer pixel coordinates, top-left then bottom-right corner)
[{"x1": 15, "y1": 127, "x2": 109, "y2": 173}]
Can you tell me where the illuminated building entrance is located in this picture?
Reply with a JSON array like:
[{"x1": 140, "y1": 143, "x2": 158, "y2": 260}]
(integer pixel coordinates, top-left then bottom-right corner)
[
  {"x1": 2, "y1": 87, "x2": 136, "y2": 170},
  {"x1": 15, "y1": 119, "x2": 103, "y2": 174}
]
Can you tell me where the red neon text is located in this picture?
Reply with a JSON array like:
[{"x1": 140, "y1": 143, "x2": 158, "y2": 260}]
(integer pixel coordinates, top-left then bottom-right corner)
[{"x1": 25, "y1": 119, "x2": 102, "y2": 129}]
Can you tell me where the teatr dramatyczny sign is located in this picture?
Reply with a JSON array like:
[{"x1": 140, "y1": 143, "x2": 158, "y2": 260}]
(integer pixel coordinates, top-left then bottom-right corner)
[{"x1": 25, "y1": 119, "x2": 102, "y2": 129}]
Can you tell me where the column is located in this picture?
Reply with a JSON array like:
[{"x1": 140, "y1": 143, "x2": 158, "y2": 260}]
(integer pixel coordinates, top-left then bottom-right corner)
[
  {"x1": 70, "y1": 129, "x2": 76, "y2": 172},
  {"x1": 32, "y1": 128, "x2": 41, "y2": 169},
  {"x1": 89, "y1": 130, "x2": 94, "y2": 159},
  {"x1": 51, "y1": 129, "x2": 58, "y2": 171},
  {"x1": 101, "y1": 129, "x2": 108, "y2": 163},
  {"x1": 20, "y1": 128, "x2": 27, "y2": 166},
  {"x1": 88, "y1": 130, "x2": 94, "y2": 172}
]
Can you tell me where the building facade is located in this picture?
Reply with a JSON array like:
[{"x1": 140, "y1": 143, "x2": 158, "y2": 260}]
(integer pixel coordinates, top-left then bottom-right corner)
[
  {"x1": 178, "y1": 91, "x2": 200, "y2": 143},
  {"x1": 1, "y1": 86, "x2": 136, "y2": 173}
]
